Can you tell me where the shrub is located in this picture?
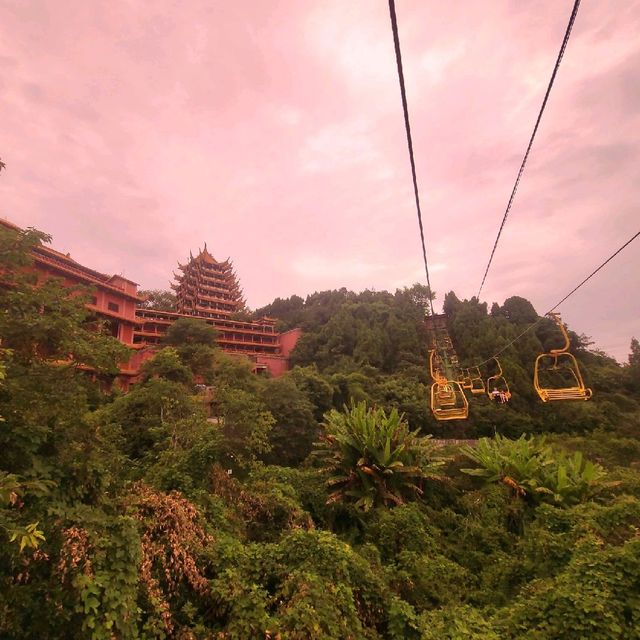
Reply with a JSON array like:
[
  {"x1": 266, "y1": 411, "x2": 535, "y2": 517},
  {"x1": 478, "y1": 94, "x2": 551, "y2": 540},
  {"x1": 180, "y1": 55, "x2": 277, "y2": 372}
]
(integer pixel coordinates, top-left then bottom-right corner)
[
  {"x1": 314, "y1": 402, "x2": 442, "y2": 511},
  {"x1": 497, "y1": 536, "x2": 640, "y2": 639},
  {"x1": 462, "y1": 435, "x2": 606, "y2": 506},
  {"x1": 363, "y1": 503, "x2": 438, "y2": 561}
]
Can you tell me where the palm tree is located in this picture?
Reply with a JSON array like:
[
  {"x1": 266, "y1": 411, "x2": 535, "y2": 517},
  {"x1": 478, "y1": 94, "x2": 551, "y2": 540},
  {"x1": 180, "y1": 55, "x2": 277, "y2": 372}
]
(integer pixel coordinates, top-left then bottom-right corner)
[{"x1": 313, "y1": 402, "x2": 442, "y2": 512}]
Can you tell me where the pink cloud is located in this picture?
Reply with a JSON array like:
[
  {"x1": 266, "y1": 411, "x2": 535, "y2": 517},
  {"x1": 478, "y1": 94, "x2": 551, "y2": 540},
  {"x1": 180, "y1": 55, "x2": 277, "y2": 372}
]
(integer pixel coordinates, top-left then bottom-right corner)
[{"x1": 0, "y1": 0, "x2": 638, "y2": 361}]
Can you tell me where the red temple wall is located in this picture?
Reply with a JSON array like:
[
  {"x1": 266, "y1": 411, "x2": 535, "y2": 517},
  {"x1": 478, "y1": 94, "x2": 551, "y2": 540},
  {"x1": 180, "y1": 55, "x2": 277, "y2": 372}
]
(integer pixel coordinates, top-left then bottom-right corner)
[
  {"x1": 258, "y1": 355, "x2": 289, "y2": 377},
  {"x1": 32, "y1": 264, "x2": 137, "y2": 342},
  {"x1": 120, "y1": 324, "x2": 134, "y2": 344},
  {"x1": 279, "y1": 328, "x2": 303, "y2": 358}
]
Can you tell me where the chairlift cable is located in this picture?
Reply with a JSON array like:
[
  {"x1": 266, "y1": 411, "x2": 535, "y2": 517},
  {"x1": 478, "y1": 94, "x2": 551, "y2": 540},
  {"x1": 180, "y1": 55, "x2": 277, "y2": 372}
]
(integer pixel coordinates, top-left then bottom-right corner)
[
  {"x1": 388, "y1": 0, "x2": 435, "y2": 318},
  {"x1": 476, "y1": 0, "x2": 582, "y2": 300},
  {"x1": 472, "y1": 229, "x2": 640, "y2": 368}
]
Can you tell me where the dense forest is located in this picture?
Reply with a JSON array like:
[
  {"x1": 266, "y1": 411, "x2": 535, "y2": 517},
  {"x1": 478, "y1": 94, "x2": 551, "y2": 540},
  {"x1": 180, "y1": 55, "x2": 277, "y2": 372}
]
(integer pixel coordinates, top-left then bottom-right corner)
[
  {"x1": 257, "y1": 287, "x2": 640, "y2": 439},
  {"x1": 2, "y1": 226, "x2": 640, "y2": 638}
]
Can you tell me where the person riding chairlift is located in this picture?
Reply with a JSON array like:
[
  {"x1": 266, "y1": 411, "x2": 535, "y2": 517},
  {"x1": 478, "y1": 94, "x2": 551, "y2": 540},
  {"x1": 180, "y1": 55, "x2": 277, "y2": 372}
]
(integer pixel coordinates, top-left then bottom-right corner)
[{"x1": 490, "y1": 388, "x2": 509, "y2": 404}]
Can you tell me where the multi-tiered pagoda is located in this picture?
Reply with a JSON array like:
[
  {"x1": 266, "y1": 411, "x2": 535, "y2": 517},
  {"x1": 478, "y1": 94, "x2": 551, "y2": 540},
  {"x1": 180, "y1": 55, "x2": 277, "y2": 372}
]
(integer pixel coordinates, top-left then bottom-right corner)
[
  {"x1": 172, "y1": 245, "x2": 245, "y2": 319},
  {"x1": 133, "y1": 244, "x2": 302, "y2": 378}
]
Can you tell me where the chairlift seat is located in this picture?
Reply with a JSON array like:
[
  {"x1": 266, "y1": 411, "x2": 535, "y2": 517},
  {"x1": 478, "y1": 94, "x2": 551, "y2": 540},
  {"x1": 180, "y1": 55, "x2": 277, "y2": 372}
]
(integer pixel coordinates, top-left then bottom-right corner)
[
  {"x1": 431, "y1": 381, "x2": 469, "y2": 420},
  {"x1": 486, "y1": 358, "x2": 511, "y2": 402},
  {"x1": 533, "y1": 313, "x2": 592, "y2": 403},
  {"x1": 469, "y1": 367, "x2": 485, "y2": 394},
  {"x1": 537, "y1": 387, "x2": 592, "y2": 402}
]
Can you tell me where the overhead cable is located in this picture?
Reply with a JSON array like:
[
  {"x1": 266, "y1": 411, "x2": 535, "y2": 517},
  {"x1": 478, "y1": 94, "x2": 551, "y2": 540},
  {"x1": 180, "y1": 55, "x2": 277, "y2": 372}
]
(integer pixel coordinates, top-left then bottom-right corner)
[
  {"x1": 473, "y1": 229, "x2": 640, "y2": 368},
  {"x1": 476, "y1": 0, "x2": 582, "y2": 299},
  {"x1": 388, "y1": 0, "x2": 435, "y2": 318}
]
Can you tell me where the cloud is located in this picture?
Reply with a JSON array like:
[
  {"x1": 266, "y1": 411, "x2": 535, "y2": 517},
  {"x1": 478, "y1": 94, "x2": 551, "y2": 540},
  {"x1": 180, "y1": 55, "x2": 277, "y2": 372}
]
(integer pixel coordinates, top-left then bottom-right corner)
[
  {"x1": 292, "y1": 255, "x2": 385, "y2": 280},
  {"x1": 420, "y1": 41, "x2": 466, "y2": 84},
  {"x1": 300, "y1": 118, "x2": 383, "y2": 173},
  {"x1": 0, "y1": 0, "x2": 638, "y2": 361},
  {"x1": 273, "y1": 105, "x2": 303, "y2": 127}
]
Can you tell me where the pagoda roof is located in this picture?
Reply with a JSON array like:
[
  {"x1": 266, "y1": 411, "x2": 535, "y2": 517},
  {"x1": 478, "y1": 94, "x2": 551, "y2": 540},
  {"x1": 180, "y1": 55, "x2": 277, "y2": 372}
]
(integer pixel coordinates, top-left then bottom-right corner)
[
  {"x1": 190, "y1": 243, "x2": 231, "y2": 267},
  {"x1": 177, "y1": 255, "x2": 232, "y2": 272}
]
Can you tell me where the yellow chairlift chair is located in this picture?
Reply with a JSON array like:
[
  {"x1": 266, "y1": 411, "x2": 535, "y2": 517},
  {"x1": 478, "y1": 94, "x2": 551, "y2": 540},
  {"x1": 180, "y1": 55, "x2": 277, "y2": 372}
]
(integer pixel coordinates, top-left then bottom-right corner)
[
  {"x1": 458, "y1": 368, "x2": 472, "y2": 390},
  {"x1": 469, "y1": 366, "x2": 486, "y2": 395},
  {"x1": 486, "y1": 357, "x2": 511, "y2": 403},
  {"x1": 429, "y1": 350, "x2": 469, "y2": 421},
  {"x1": 534, "y1": 313, "x2": 592, "y2": 402}
]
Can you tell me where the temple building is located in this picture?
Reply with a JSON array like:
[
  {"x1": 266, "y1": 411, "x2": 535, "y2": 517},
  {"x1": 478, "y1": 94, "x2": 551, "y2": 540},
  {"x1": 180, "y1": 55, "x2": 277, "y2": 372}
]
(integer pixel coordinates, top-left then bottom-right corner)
[
  {"x1": 0, "y1": 218, "x2": 146, "y2": 386},
  {"x1": 1, "y1": 218, "x2": 301, "y2": 385},
  {"x1": 132, "y1": 246, "x2": 301, "y2": 377},
  {"x1": 134, "y1": 308, "x2": 300, "y2": 377},
  {"x1": 172, "y1": 245, "x2": 244, "y2": 318}
]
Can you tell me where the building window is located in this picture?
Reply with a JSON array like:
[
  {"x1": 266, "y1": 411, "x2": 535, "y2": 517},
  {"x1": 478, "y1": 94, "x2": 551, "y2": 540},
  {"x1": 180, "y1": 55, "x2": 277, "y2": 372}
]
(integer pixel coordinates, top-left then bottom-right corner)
[
  {"x1": 105, "y1": 319, "x2": 119, "y2": 338},
  {"x1": 90, "y1": 296, "x2": 98, "y2": 305},
  {"x1": 108, "y1": 302, "x2": 119, "y2": 313}
]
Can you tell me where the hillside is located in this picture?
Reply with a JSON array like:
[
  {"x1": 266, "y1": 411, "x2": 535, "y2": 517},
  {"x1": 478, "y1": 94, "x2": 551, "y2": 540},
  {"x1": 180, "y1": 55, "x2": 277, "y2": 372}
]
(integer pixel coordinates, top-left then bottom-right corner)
[
  {"x1": 257, "y1": 286, "x2": 640, "y2": 439},
  {"x1": 1, "y1": 227, "x2": 640, "y2": 639}
]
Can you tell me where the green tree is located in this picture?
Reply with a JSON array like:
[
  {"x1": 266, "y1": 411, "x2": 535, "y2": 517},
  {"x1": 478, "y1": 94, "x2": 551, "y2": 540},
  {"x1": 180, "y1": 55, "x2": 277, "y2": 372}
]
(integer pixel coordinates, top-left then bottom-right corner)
[
  {"x1": 500, "y1": 296, "x2": 539, "y2": 324},
  {"x1": 372, "y1": 374, "x2": 431, "y2": 431},
  {"x1": 144, "y1": 413, "x2": 222, "y2": 493},
  {"x1": 93, "y1": 378, "x2": 203, "y2": 460},
  {"x1": 164, "y1": 317, "x2": 217, "y2": 347},
  {"x1": 211, "y1": 350, "x2": 260, "y2": 393},
  {"x1": 289, "y1": 365, "x2": 334, "y2": 421},
  {"x1": 254, "y1": 294, "x2": 305, "y2": 329},
  {"x1": 137, "y1": 288, "x2": 176, "y2": 311},
  {"x1": 629, "y1": 337, "x2": 640, "y2": 394},
  {"x1": 261, "y1": 375, "x2": 318, "y2": 466},
  {"x1": 0, "y1": 225, "x2": 128, "y2": 477},
  {"x1": 630, "y1": 338, "x2": 640, "y2": 368},
  {"x1": 395, "y1": 282, "x2": 435, "y2": 315},
  {"x1": 497, "y1": 536, "x2": 640, "y2": 639},
  {"x1": 0, "y1": 223, "x2": 130, "y2": 595},
  {"x1": 163, "y1": 318, "x2": 218, "y2": 381},
  {"x1": 215, "y1": 388, "x2": 274, "y2": 470},
  {"x1": 0, "y1": 473, "x2": 49, "y2": 553},
  {"x1": 139, "y1": 347, "x2": 193, "y2": 386}
]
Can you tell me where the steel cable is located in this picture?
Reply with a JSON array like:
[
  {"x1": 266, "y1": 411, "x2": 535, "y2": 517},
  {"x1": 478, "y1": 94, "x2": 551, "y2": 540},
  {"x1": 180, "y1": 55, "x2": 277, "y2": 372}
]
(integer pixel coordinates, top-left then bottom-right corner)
[
  {"x1": 472, "y1": 229, "x2": 640, "y2": 368},
  {"x1": 388, "y1": 0, "x2": 435, "y2": 318},
  {"x1": 476, "y1": 0, "x2": 582, "y2": 299}
]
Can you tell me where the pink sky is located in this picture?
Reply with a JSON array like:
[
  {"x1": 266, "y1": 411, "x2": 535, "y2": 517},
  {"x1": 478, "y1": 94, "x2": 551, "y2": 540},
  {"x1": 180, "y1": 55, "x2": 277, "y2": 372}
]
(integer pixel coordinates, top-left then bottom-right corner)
[{"x1": 1, "y1": 1, "x2": 639, "y2": 361}]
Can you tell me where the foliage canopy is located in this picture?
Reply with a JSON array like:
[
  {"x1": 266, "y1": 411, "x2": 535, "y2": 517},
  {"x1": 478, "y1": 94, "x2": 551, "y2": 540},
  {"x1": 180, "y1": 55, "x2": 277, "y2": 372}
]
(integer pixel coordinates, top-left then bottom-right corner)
[{"x1": 1, "y1": 225, "x2": 639, "y2": 637}]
